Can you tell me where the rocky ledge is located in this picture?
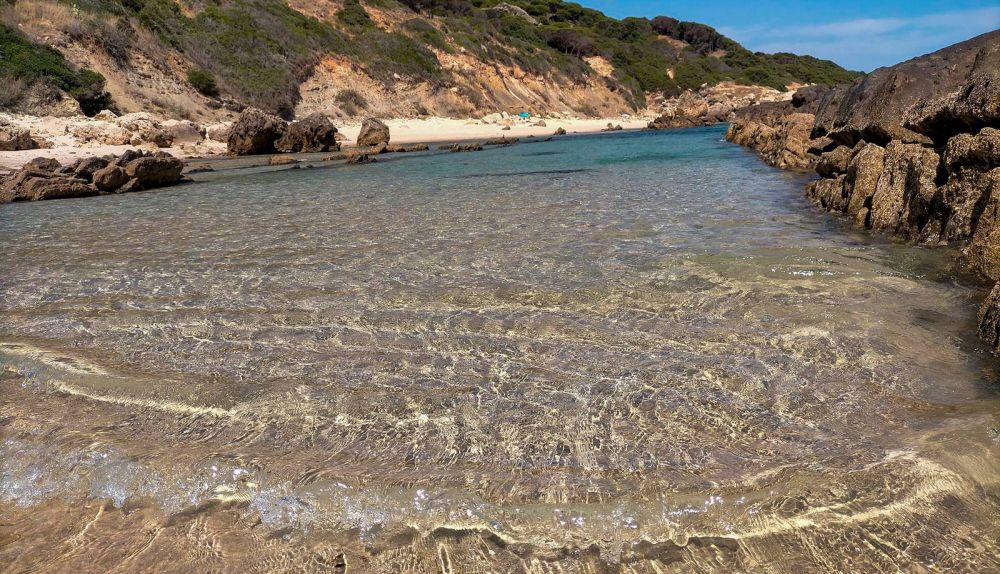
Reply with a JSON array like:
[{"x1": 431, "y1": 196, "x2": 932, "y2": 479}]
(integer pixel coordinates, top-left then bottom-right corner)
[
  {"x1": 0, "y1": 150, "x2": 184, "y2": 203},
  {"x1": 724, "y1": 30, "x2": 1000, "y2": 349}
]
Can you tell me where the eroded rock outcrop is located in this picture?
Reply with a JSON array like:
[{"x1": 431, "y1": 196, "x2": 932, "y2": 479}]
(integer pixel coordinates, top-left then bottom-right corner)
[
  {"x1": 0, "y1": 151, "x2": 184, "y2": 203},
  {"x1": 725, "y1": 30, "x2": 1000, "y2": 350},
  {"x1": 0, "y1": 120, "x2": 38, "y2": 151}
]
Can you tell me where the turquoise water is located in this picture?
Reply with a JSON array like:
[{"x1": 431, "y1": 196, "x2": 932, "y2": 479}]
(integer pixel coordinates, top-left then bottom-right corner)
[{"x1": 1, "y1": 125, "x2": 999, "y2": 572}]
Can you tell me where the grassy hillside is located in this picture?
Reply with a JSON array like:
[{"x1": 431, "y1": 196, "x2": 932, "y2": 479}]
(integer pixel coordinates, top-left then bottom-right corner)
[{"x1": 0, "y1": 0, "x2": 862, "y2": 117}]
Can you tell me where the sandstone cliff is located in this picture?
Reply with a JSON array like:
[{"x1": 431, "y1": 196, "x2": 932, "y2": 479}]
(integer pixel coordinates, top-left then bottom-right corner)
[{"x1": 725, "y1": 30, "x2": 1000, "y2": 350}]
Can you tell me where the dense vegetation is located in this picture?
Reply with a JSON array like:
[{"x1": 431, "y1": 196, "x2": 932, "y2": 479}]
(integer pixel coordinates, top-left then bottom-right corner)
[
  {"x1": 0, "y1": 22, "x2": 113, "y2": 114},
  {"x1": 0, "y1": 0, "x2": 862, "y2": 115}
]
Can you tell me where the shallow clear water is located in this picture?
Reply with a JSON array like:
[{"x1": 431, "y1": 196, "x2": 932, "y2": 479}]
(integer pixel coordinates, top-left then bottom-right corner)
[{"x1": 1, "y1": 125, "x2": 999, "y2": 572}]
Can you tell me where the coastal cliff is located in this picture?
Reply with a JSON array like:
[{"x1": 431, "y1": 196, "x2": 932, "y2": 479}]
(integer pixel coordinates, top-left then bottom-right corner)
[{"x1": 725, "y1": 30, "x2": 1000, "y2": 349}]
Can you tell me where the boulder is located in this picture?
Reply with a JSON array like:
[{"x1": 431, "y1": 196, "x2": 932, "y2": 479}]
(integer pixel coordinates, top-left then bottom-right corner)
[
  {"x1": 276, "y1": 113, "x2": 339, "y2": 153},
  {"x1": 0, "y1": 170, "x2": 97, "y2": 201},
  {"x1": 0, "y1": 121, "x2": 37, "y2": 151},
  {"x1": 408, "y1": 143, "x2": 430, "y2": 151},
  {"x1": 269, "y1": 155, "x2": 299, "y2": 166},
  {"x1": 227, "y1": 108, "x2": 289, "y2": 155},
  {"x1": 205, "y1": 123, "x2": 231, "y2": 143},
  {"x1": 124, "y1": 156, "x2": 184, "y2": 189},
  {"x1": 356, "y1": 118, "x2": 390, "y2": 146},
  {"x1": 162, "y1": 120, "x2": 205, "y2": 145},
  {"x1": 93, "y1": 109, "x2": 118, "y2": 121},
  {"x1": 92, "y1": 165, "x2": 129, "y2": 192},
  {"x1": 24, "y1": 157, "x2": 61, "y2": 172},
  {"x1": 806, "y1": 175, "x2": 848, "y2": 212},
  {"x1": 71, "y1": 157, "x2": 109, "y2": 180},
  {"x1": 131, "y1": 128, "x2": 173, "y2": 148},
  {"x1": 70, "y1": 122, "x2": 130, "y2": 146},
  {"x1": 554, "y1": 127, "x2": 567, "y2": 135}
]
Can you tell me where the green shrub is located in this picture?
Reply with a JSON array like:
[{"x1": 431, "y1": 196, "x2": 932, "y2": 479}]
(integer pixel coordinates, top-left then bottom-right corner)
[
  {"x1": 337, "y1": 0, "x2": 375, "y2": 29},
  {"x1": 186, "y1": 68, "x2": 219, "y2": 96},
  {"x1": 0, "y1": 23, "x2": 114, "y2": 115},
  {"x1": 335, "y1": 88, "x2": 367, "y2": 115}
]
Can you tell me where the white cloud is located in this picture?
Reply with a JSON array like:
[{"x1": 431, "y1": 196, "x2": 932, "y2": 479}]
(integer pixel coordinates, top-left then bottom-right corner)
[{"x1": 718, "y1": 6, "x2": 1000, "y2": 71}]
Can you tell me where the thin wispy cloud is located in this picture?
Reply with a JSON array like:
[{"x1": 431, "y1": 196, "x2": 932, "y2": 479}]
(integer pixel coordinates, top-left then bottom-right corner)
[{"x1": 719, "y1": 6, "x2": 1000, "y2": 71}]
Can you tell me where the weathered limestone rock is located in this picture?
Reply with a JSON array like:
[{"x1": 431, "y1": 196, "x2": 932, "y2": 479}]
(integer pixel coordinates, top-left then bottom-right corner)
[
  {"x1": 816, "y1": 145, "x2": 854, "y2": 178},
  {"x1": 356, "y1": 118, "x2": 390, "y2": 146},
  {"x1": 961, "y1": 168, "x2": 1000, "y2": 281},
  {"x1": 227, "y1": 108, "x2": 289, "y2": 155},
  {"x1": 806, "y1": 174, "x2": 848, "y2": 212},
  {"x1": 162, "y1": 120, "x2": 206, "y2": 145},
  {"x1": 844, "y1": 143, "x2": 886, "y2": 224},
  {"x1": 24, "y1": 157, "x2": 61, "y2": 172},
  {"x1": 554, "y1": 127, "x2": 567, "y2": 135},
  {"x1": 944, "y1": 127, "x2": 1000, "y2": 172},
  {"x1": 71, "y1": 157, "x2": 109, "y2": 180},
  {"x1": 868, "y1": 141, "x2": 941, "y2": 237},
  {"x1": 0, "y1": 121, "x2": 37, "y2": 151},
  {"x1": 276, "y1": 113, "x2": 339, "y2": 153}
]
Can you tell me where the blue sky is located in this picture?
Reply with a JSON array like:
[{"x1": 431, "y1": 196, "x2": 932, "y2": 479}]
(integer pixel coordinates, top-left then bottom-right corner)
[{"x1": 579, "y1": 0, "x2": 1000, "y2": 71}]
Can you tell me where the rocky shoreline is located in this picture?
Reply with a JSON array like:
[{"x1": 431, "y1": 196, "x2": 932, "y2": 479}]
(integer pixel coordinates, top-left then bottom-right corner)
[{"x1": 725, "y1": 30, "x2": 1000, "y2": 350}]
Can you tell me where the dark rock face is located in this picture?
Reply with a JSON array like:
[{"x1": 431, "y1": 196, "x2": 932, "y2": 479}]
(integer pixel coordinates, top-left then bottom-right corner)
[
  {"x1": 276, "y1": 113, "x2": 340, "y2": 153},
  {"x1": 725, "y1": 31, "x2": 1000, "y2": 351},
  {"x1": 726, "y1": 102, "x2": 817, "y2": 171},
  {"x1": 227, "y1": 108, "x2": 289, "y2": 155},
  {"x1": 1, "y1": 151, "x2": 184, "y2": 203},
  {"x1": 356, "y1": 118, "x2": 390, "y2": 147},
  {"x1": 816, "y1": 30, "x2": 999, "y2": 147}
]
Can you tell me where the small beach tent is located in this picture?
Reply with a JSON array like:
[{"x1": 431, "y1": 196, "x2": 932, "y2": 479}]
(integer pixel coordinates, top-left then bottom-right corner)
[{"x1": 518, "y1": 112, "x2": 531, "y2": 119}]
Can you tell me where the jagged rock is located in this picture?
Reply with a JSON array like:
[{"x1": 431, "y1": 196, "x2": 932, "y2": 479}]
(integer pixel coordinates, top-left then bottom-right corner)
[
  {"x1": 943, "y1": 127, "x2": 1000, "y2": 172},
  {"x1": 227, "y1": 108, "x2": 289, "y2": 155},
  {"x1": 791, "y1": 85, "x2": 831, "y2": 111},
  {"x1": 806, "y1": 174, "x2": 848, "y2": 212},
  {"x1": 276, "y1": 113, "x2": 339, "y2": 153},
  {"x1": 960, "y1": 168, "x2": 1000, "y2": 280},
  {"x1": 162, "y1": 120, "x2": 205, "y2": 145},
  {"x1": 356, "y1": 118, "x2": 390, "y2": 147},
  {"x1": 0, "y1": 170, "x2": 96, "y2": 201},
  {"x1": 807, "y1": 136, "x2": 838, "y2": 155},
  {"x1": 93, "y1": 110, "x2": 117, "y2": 121},
  {"x1": 844, "y1": 143, "x2": 886, "y2": 224},
  {"x1": 602, "y1": 123, "x2": 623, "y2": 132},
  {"x1": 868, "y1": 141, "x2": 941, "y2": 236},
  {"x1": 726, "y1": 105, "x2": 817, "y2": 171},
  {"x1": 449, "y1": 143, "x2": 482, "y2": 152},
  {"x1": 0, "y1": 121, "x2": 37, "y2": 151},
  {"x1": 115, "y1": 112, "x2": 160, "y2": 133},
  {"x1": 816, "y1": 145, "x2": 853, "y2": 178},
  {"x1": 554, "y1": 127, "x2": 567, "y2": 135},
  {"x1": 24, "y1": 157, "x2": 61, "y2": 172},
  {"x1": 408, "y1": 143, "x2": 429, "y2": 151},
  {"x1": 124, "y1": 156, "x2": 184, "y2": 189}
]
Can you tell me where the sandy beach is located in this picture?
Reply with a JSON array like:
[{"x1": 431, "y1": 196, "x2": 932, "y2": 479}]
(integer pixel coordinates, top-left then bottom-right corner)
[{"x1": 0, "y1": 115, "x2": 650, "y2": 171}]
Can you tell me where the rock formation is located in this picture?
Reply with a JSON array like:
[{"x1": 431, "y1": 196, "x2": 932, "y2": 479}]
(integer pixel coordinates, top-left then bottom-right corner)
[
  {"x1": 1, "y1": 151, "x2": 184, "y2": 203},
  {"x1": 356, "y1": 118, "x2": 390, "y2": 147},
  {"x1": 724, "y1": 30, "x2": 1000, "y2": 350}
]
